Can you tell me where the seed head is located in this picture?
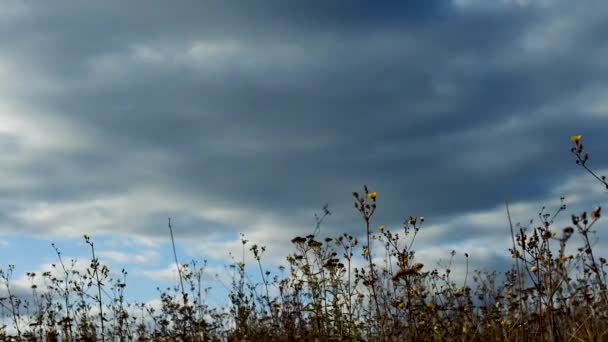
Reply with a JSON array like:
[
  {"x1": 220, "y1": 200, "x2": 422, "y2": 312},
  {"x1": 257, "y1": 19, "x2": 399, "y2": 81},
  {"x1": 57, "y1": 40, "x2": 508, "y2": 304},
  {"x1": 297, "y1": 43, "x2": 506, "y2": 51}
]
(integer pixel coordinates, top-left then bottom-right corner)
[{"x1": 592, "y1": 206, "x2": 601, "y2": 220}]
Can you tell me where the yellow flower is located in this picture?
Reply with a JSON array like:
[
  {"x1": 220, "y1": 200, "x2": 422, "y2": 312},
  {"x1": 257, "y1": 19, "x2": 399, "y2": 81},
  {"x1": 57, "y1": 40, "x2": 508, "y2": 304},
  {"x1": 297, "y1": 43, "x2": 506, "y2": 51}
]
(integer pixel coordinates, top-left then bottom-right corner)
[
  {"x1": 570, "y1": 135, "x2": 582, "y2": 145},
  {"x1": 362, "y1": 249, "x2": 369, "y2": 257},
  {"x1": 419, "y1": 321, "x2": 426, "y2": 327},
  {"x1": 398, "y1": 302, "x2": 405, "y2": 309},
  {"x1": 378, "y1": 225, "x2": 385, "y2": 232},
  {"x1": 367, "y1": 192, "x2": 377, "y2": 200}
]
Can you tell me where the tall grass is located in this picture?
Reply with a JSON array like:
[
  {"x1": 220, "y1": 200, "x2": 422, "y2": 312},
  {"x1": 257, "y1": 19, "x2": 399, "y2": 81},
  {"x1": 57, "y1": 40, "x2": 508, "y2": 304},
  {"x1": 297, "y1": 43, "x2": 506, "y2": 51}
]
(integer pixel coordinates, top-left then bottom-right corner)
[{"x1": 0, "y1": 135, "x2": 606, "y2": 341}]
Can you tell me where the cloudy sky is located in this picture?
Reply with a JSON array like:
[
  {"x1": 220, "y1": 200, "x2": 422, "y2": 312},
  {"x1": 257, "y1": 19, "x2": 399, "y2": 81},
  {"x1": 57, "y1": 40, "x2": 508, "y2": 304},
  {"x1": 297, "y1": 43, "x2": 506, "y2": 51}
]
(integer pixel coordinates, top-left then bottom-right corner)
[{"x1": 1, "y1": 0, "x2": 608, "y2": 306}]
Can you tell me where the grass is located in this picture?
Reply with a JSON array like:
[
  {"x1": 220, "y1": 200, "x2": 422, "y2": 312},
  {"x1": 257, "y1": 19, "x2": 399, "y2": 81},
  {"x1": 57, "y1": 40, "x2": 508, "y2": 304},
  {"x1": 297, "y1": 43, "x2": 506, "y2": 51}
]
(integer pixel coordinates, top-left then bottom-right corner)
[{"x1": 0, "y1": 135, "x2": 607, "y2": 341}]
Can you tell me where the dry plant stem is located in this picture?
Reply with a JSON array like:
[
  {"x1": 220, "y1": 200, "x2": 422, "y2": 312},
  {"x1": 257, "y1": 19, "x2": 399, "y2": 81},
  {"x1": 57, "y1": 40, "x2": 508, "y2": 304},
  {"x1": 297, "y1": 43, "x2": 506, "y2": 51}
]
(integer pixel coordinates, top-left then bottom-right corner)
[
  {"x1": 312, "y1": 204, "x2": 331, "y2": 237},
  {"x1": 571, "y1": 149, "x2": 608, "y2": 188},
  {"x1": 579, "y1": 220, "x2": 608, "y2": 304},
  {"x1": 52, "y1": 243, "x2": 74, "y2": 342},
  {"x1": 543, "y1": 235, "x2": 557, "y2": 341},
  {"x1": 339, "y1": 237, "x2": 355, "y2": 337},
  {"x1": 303, "y1": 247, "x2": 324, "y2": 337},
  {"x1": 168, "y1": 217, "x2": 185, "y2": 296},
  {"x1": 505, "y1": 200, "x2": 526, "y2": 329},
  {"x1": 254, "y1": 253, "x2": 273, "y2": 324},
  {"x1": 87, "y1": 239, "x2": 105, "y2": 342},
  {"x1": 2, "y1": 266, "x2": 22, "y2": 340},
  {"x1": 364, "y1": 216, "x2": 383, "y2": 339}
]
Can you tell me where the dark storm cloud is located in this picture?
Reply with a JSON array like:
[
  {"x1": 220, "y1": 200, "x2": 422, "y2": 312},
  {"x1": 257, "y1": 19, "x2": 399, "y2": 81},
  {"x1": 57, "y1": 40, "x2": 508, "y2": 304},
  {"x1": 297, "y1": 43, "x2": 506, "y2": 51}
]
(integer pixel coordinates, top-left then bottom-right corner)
[{"x1": 1, "y1": 0, "x2": 607, "y2": 244}]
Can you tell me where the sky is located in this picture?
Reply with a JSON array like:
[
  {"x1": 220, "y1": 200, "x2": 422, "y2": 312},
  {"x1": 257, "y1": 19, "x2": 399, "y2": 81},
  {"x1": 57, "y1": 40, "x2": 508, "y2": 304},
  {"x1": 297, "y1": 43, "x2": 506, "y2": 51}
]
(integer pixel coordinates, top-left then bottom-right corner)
[{"x1": 1, "y1": 0, "x2": 608, "y2": 310}]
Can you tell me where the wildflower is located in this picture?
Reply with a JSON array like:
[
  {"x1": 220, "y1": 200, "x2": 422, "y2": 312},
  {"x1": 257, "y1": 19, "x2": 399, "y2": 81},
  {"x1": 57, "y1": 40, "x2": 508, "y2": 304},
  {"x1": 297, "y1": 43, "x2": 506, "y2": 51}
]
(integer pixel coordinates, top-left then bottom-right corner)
[
  {"x1": 501, "y1": 319, "x2": 507, "y2": 327},
  {"x1": 398, "y1": 302, "x2": 405, "y2": 309},
  {"x1": 570, "y1": 135, "x2": 582, "y2": 145},
  {"x1": 419, "y1": 321, "x2": 426, "y2": 327},
  {"x1": 426, "y1": 303, "x2": 434, "y2": 309},
  {"x1": 367, "y1": 192, "x2": 377, "y2": 200},
  {"x1": 378, "y1": 225, "x2": 385, "y2": 232},
  {"x1": 362, "y1": 249, "x2": 369, "y2": 257}
]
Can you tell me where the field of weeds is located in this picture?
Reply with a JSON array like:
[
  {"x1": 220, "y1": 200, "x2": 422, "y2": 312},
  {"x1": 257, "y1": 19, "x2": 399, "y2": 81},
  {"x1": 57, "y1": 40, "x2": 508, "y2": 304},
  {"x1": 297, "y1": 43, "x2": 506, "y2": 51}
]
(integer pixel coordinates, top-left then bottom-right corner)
[{"x1": 1, "y1": 135, "x2": 607, "y2": 341}]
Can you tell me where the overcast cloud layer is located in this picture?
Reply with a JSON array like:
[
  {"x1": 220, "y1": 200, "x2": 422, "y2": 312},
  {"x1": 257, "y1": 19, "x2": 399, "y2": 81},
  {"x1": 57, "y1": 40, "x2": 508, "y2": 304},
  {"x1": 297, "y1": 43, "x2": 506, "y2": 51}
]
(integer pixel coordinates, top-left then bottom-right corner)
[{"x1": 1, "y1": 0, "x2": 608, "y2": 302}]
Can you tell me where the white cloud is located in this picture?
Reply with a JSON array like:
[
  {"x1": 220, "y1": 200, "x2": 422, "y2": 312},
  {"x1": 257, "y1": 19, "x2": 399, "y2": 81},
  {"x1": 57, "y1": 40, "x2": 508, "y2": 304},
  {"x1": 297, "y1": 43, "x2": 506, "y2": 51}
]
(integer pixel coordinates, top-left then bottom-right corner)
[
  {"x1": 98, "y1": 249, "x2": 159, "y2": 265},
  {"x1": 137, "y1": 263, "x2": 230, "y2": 287},
  {"x1": 0, "y1": 103, "x2": 85, "y2": 151},
  {"x1": 7, "y1": 184, "x2": 246, "y2": 239},
  {"x1": 0, "y1": 1, "x2": 31, "y2": 23},
  {"x1": 452, "y1": 0, "x2": 553, "y2": 10},
  {"x1": 138, "y1": 263, "x2": 181, "y2": 282}
]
